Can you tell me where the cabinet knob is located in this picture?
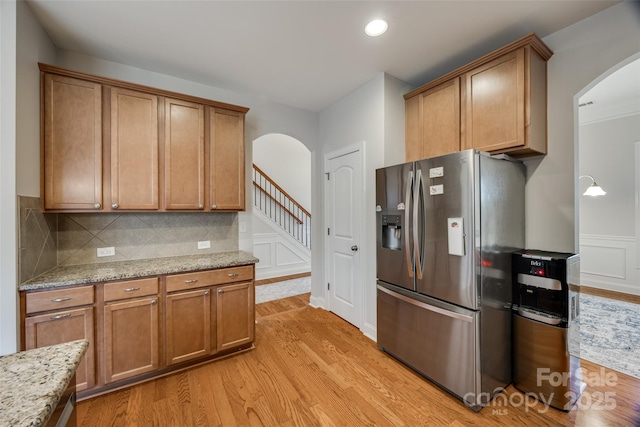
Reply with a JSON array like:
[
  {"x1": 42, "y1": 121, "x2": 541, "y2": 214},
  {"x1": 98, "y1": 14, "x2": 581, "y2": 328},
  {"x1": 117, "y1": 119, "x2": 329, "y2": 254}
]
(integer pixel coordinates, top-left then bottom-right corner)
[
  {"x1": 204, "y1": 290, "x2": 210, "y2": 296},
  {"x1": 198, "y1": 204, "x2": 204, "y2": 210},
  {"x1": 151, "y1": 299, "x2": 157, "y2": 305},
  {"x1": 112, "y1": 203, "x2": 119, "y2": 209},
  {"x1": 94, "y1": 203, "x2": 102, "y2": 209},
  {"x1": 218, "y1": 289, "x2": 224, "y2": 294},
  {"x1": 211, "y1": 205, "x2": 217, "y2": 210}
]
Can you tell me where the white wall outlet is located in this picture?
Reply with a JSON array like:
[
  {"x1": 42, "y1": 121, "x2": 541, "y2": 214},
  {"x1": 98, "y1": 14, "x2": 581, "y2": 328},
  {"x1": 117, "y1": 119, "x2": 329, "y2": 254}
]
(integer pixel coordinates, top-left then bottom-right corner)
[
  {"x1": 239, "y1": 221, "x2": 247, "y2": 233},
  {"x1": 97, "y1": 247, "x2": 115, "y2": 257},
  {"x1": 197, "y1": 240, "x2": 211, "y2": 250}
]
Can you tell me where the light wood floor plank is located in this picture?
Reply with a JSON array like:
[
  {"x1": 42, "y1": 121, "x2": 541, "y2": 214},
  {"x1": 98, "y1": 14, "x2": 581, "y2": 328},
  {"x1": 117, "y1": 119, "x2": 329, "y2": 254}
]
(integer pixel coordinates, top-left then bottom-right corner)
[{"x1": 77, "y1": 293, "x2": 640, "y2": 426}]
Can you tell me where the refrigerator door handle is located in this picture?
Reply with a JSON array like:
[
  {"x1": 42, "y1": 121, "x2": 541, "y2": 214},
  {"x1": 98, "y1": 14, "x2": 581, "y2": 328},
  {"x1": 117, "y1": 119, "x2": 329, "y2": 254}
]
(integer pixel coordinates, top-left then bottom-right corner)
[
  {"x1": 413, "y1": 168, "x2": 424, "y2": 280},
  {"x1": 377, "y1": 285, "x2": 473, "y2": 323},
  {"x1": 405, "y1": 170, "x2": 414, "y2": 278}
]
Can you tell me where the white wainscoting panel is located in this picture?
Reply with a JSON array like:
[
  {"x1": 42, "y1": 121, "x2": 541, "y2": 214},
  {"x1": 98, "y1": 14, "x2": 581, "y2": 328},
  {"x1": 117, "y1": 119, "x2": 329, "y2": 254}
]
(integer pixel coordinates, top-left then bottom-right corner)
[
  {"x1": 253, "y1": 232, "x2": 311, "y2": 280},
  {"x1": 579, "y1": 234, "x2": 639, "y2": 295}
]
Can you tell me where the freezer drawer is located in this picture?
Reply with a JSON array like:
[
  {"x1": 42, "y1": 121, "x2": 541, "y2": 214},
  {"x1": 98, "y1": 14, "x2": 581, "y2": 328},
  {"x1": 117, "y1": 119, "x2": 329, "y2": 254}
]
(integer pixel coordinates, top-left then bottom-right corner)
[{"x1": 377, "y1": 284, "x2": 480, "y2": 406}]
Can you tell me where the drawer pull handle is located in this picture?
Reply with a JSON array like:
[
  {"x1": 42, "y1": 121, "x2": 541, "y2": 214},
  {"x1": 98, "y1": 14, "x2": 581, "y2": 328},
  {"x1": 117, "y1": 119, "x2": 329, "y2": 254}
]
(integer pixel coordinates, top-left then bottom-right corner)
[
  {"x1": 185, "y1": 279, "x2": 199, "y2": 284},
  {"x1": 51, "y1": 313, "x2": 71, "y2": 320},
  {"x1": 124, "y1": 287, "x2": 140, "y2": 292},
  {"x1": 51, "y1": 297, "x2": 72, "y2": 303},
  {"x1": 227, "y1": 273, "x2": 239, "y2": 277}
]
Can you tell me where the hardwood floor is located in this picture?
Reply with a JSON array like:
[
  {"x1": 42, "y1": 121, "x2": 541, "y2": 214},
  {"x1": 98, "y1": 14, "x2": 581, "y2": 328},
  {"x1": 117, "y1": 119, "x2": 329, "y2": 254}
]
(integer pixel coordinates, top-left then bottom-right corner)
[
  {"x1": 579, "y1": 285, "x2": 640, "y2": 305},
  {"x1": 77, "y1": 293, "x2": 640, "y2": 426}
]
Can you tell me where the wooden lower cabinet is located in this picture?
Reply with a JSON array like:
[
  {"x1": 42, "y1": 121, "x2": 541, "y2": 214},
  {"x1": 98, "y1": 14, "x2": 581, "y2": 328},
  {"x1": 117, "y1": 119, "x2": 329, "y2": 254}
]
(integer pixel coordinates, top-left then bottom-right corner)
[
  {"x1": 21, "y1": 264, "x2": 255, "y2": 399},
  {"x1": 103, "y1": 296, "x2": 159, "y2": 383},
  {"x1": 165, "y1": 288, "x2": 212, "y2": 365},
  {"x1": 216, "y1": 281, "x2": 255, "y2": 352},
  {"x1": 24, "y1": 307, "x2": 96, "y2": 392}
]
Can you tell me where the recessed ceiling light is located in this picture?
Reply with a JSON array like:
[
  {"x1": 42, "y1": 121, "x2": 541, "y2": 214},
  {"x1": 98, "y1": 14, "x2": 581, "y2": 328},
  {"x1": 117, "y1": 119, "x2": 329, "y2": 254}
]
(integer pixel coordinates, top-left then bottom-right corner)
[{"x1": 365, "y1": 19, "x2": 388, "y2": 37}]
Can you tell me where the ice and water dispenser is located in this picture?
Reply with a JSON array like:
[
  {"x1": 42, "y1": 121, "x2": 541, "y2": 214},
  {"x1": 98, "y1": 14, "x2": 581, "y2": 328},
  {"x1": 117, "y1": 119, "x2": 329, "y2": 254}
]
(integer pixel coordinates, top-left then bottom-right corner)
[
  {"x1": 512, "y1": 250, "x2": 585, "y2": 411},
  {"x1": 381, "y1": 215, "x2": 402, "y2": 251}
]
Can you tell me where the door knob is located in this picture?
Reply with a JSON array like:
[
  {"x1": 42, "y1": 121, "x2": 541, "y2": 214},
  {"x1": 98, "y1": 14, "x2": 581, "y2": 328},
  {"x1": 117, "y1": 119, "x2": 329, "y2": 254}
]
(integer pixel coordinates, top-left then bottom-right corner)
[{"x1": 351, "y1": 245, "x2": 359, "y2": 251}]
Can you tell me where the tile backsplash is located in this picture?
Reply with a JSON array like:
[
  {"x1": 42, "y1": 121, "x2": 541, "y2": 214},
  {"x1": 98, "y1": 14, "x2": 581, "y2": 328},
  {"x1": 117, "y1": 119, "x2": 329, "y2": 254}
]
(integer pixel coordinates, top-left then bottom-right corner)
[
  {"x1": 18, "y1": 196, "x2": 239, "y2": 283},
  {"x1": 18, "y1": 196, "x2": 57, "y2": 284}
]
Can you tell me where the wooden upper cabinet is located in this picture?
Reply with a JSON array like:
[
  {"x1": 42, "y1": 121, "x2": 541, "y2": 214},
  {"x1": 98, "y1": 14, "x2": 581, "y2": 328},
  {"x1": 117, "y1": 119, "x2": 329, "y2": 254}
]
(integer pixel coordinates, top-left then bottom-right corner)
[
  {"x1": 40, "y1": 64, "x2": 249, "y2": 212},
  {"x1": 404, "y1": 34, "x2": 552, "y2": 159},
  {"x1": 164, "y1": 98, "x2": 205, "y2": 210},
  {"x1": 42, "y1": 73, "x2": 102, "y2": 210},
  {"x1": 462, "y1": 49, "x2": 524, "y2": 153},
  {"x1": 110, "y1": 87, "x2": 159, "y2": 210},
  {"x1": 405, "y1": 78, "x2": 461, "y2": 161},
  {"x1": 209, "y1": 108, "x2": 245, "y2": 211}
]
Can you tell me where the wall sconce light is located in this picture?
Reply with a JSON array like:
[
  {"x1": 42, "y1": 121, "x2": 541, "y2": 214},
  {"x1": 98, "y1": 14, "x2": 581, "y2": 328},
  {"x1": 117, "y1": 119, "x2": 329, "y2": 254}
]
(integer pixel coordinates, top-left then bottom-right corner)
[{"x1": 579, "y1": 175, "x2": 607, "y2": 196}]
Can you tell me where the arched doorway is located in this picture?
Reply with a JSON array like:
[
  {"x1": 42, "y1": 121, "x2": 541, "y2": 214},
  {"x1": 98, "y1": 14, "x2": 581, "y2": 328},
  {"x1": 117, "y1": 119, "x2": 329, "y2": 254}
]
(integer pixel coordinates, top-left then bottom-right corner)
[
  {"x1": 251, "y1": 133, "x2": 312, "y2": 282},
  {"x1": 577, "y1": 55, "x2": 640, "y2": 295},
  {"x1": 576, "y1": 53, "x2": 640, "y2": 379}
]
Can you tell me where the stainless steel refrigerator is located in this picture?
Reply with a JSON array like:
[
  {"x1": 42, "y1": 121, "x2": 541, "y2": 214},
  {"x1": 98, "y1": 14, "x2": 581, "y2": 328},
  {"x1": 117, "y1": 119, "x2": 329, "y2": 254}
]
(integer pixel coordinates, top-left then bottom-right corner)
[{"x1": 375, "y1": 149, "x2": 525, "y2": 410}]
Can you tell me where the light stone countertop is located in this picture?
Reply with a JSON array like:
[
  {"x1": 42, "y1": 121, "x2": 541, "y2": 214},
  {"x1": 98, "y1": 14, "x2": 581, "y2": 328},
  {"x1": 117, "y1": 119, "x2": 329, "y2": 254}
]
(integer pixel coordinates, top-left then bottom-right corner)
[
  {"x1": 0, "y1": 339, "x2": 88, "y2": 427},
  {"x1": 19, "y1": 250, "x2": 259, "y2": 291}
]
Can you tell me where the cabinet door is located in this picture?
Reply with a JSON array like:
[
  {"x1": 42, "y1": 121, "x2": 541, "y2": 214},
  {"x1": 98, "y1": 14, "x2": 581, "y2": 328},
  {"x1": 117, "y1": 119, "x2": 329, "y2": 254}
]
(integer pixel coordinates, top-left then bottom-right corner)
[
  {"x1": 216, "y1": 281, "x2": 254, "y2": 353},
  {"x1": 25, "y1": 307, "x2": 95, "y2": 391},
  {"x1": 405, "y1": 78, "x2": 461, "y2": 161},
  {"x1": 43, "y1": 73, "x2": 102, "y2": 210},
  {"x1": 164, "y1": 98, "x2": 205, "y2": 210},
  {"x1": 420, "y1": 78, "x2": 461, "y2": 158},
  {"x1": 463, "y1": 48, "x2": 525, "y2": 152},
  {"x1": 405, "y1": 95, "x2": 421, "y2": 162},
  {"x1": 209, "y1": 108, "x2": 245, "y2": 210},
  {"x1": 110, "y1": 87, "x2": 159, "y2": 210},
  {"x1": 166, "y1": 288, "x2": 211, "y2": 365},
  {"x1": 104, "y1": 297, "x2": 159, "y2": 383}
]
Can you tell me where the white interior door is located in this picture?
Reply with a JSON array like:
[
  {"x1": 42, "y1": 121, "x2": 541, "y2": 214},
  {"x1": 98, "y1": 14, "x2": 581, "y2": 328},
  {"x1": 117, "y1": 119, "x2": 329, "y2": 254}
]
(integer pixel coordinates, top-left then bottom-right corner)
[{"x1": 325, "y1": 145, "x2": 363, "y2": 327}]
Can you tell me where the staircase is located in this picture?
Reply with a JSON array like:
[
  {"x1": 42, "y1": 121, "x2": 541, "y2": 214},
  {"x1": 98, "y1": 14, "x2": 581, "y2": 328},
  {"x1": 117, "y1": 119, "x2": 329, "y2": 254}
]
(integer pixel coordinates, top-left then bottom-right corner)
[{"x1": 252, "y1": 164, "x2": 311, "y2": 250}]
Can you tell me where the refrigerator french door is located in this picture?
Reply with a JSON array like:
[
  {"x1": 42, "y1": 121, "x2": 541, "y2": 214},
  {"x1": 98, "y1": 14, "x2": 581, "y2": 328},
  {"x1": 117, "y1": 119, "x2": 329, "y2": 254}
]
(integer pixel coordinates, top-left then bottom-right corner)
[{"x1": 376, "y1": 149, "x2": 525, "y2": 410}]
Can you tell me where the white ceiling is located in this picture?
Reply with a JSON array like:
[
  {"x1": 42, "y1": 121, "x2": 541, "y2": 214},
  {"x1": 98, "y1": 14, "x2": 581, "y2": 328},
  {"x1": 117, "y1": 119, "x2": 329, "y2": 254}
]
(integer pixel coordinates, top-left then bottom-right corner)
[{"x1": 26, "y1": 0, "x2": 621, "y2": 112}]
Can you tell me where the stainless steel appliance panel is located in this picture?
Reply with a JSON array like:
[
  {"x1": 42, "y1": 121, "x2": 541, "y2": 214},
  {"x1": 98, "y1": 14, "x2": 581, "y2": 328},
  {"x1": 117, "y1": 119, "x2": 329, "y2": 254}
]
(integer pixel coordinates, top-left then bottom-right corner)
[
  {"x1": 513, "y1": 313, "x2": 583, "y2": 410},
  {"x1": 377, "y1": 283, "x2": 479, "y2": 405},
  {"x1": 376, "y1": 162, "x2": 415, "y2": 291},
  {"x1": 415, "y1": 150, "x2": 476, "y2": 309}
]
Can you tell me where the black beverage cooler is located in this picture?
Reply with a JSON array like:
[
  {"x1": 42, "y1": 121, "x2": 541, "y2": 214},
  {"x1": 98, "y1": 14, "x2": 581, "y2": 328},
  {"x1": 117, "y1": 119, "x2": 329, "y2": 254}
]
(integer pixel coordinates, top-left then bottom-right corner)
[{"x1": 512, "y1": 250, "x2": 585, "y2": 411}]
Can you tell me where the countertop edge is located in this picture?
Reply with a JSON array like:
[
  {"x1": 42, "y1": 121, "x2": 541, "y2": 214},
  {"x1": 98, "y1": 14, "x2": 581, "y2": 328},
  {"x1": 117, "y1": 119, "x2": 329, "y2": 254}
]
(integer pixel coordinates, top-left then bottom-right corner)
[
  {"x1": 0, "y1": 339, "x2": 89, "y2": 427},
  {"x1": 19, "y1": 251, "x2": 259, "y2": 291}
]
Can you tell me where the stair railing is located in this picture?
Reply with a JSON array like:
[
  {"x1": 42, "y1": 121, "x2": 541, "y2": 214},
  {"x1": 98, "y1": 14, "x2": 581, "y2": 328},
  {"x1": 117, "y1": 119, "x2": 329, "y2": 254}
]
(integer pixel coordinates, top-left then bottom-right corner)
[{"x1": 252, "y1": 164, "x2": 311, "y2": 250}]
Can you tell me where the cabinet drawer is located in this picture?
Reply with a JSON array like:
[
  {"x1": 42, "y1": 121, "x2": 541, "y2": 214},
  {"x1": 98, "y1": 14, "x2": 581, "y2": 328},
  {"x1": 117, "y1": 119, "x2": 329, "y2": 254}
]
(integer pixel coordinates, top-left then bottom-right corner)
[
  {"x1": 166, "y1": 265, "x2": 253, "y2": 293},
  {"x1": 104, "y1": 277, "x2": 159, "y2": 302},
  {"x1": 26, "y1": 286, "x2": 94, "y2": 314}
]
